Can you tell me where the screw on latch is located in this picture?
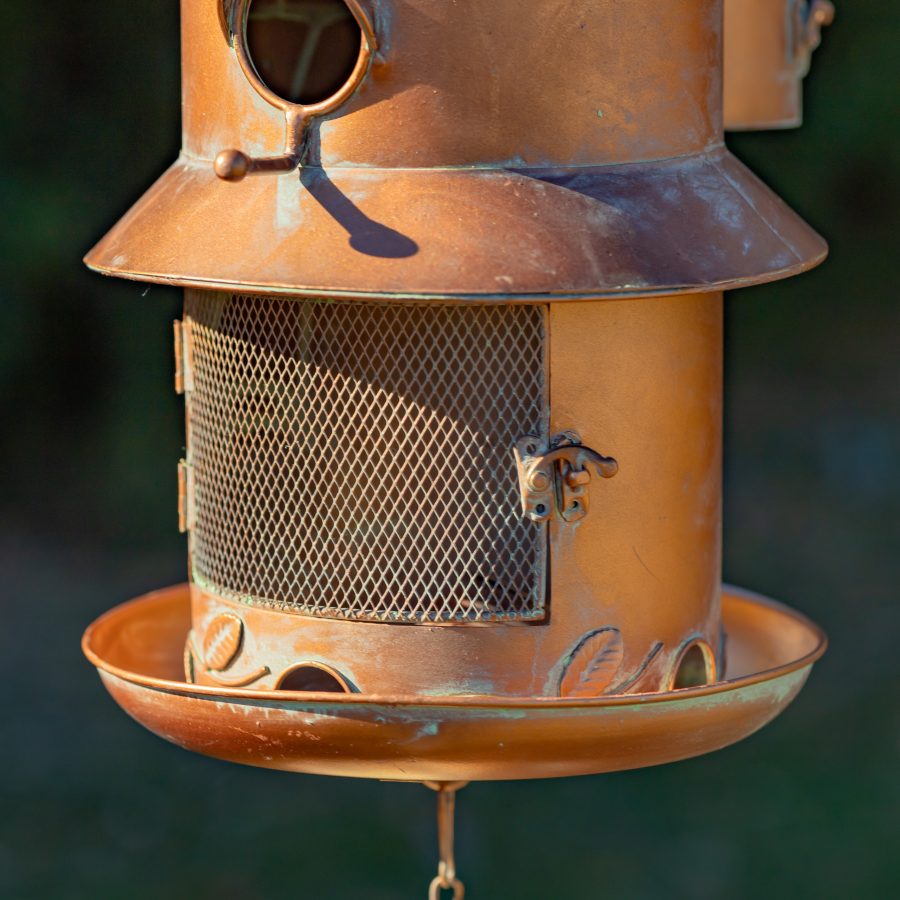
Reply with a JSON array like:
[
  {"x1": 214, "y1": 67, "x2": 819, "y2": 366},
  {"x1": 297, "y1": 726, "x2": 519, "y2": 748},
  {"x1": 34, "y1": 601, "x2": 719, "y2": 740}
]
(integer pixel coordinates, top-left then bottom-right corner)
[{"x1": 514, "y1": 432, "x2": 618, "y2": 524}]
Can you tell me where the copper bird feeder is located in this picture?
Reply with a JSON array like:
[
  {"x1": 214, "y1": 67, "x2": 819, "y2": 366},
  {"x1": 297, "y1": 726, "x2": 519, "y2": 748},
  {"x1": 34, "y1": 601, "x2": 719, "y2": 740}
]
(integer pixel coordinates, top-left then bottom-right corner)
[
  {"x1": 83, "y1": 1, "x2": 829, "y2": 894},
  {"x1": 724, "y1": 0, "x2": 834, "y2": 130}
]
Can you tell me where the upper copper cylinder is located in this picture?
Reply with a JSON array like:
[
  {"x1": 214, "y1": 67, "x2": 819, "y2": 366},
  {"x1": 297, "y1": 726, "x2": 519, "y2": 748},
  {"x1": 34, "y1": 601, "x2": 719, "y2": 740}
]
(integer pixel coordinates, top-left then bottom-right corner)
[
  {"x1": 187, "y1": 0, "x2": 721, "y2": 167},
  {"x1": 86, "y1": 0, "x2": 826, "y2": 299}
]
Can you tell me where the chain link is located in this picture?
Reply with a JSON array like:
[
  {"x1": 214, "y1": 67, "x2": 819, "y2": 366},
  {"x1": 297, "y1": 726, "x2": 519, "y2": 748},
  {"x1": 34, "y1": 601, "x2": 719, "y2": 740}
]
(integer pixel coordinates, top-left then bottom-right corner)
[
  {"x1": 429, "y1": 874, "x2": 465, "y2": 899},
  {"x1": 425, "y1": 782, "x2": 468, "y2": 900}
]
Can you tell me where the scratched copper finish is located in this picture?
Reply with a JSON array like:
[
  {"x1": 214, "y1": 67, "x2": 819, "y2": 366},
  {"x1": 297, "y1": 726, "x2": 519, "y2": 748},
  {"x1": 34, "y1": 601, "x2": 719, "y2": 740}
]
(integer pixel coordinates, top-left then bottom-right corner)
[
  {"x1": 725, "y1": 0, "x2": 834, "y2": 130},
  {"x1": 85, "y1": 0, "x2": 826, "y2": 298},
  {"x1": 84, "y1": 584, "x2": 826, "y2": 782}
]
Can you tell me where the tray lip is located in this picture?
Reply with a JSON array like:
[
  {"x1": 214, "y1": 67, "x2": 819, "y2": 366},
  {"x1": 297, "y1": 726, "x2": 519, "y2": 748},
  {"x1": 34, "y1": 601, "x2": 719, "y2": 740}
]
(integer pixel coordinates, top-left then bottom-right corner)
[
  {"x1": 81, "y1": 584, "x2": 828, "y2": 710},
  {"x1": 83, "y1": 583, "x2": 827, "y2": 711}
]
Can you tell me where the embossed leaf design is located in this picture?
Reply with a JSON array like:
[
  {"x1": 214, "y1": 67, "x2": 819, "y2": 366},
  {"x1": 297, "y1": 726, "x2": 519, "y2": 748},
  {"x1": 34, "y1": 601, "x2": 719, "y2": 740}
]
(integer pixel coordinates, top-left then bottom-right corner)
[
  {"x1": 559, "y1": 628, "x2": 625, "y2": 697},
  {"x1": 203, "y1": 614, "x2": 244, "y2": 672}
]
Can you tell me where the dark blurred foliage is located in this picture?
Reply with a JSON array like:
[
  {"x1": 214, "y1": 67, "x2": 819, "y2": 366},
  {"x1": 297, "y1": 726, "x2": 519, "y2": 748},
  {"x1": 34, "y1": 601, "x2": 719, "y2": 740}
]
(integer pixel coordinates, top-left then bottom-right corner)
[{"x1": 1, "y1": 2, "x2": 898, "y2": 898}]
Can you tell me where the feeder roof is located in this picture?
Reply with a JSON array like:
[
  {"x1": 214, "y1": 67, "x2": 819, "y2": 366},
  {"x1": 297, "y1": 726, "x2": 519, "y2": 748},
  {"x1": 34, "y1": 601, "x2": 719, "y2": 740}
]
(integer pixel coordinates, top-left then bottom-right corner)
[{"x1": 86, "y1": 146, "x2": 825, "y2": 302}]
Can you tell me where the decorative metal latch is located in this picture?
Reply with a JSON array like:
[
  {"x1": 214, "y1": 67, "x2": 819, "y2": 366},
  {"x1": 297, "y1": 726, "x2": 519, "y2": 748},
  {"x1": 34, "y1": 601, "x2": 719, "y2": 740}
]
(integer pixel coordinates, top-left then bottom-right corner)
[{"x1": 514, "y1": 432, "x2": 618, "y2": 524}]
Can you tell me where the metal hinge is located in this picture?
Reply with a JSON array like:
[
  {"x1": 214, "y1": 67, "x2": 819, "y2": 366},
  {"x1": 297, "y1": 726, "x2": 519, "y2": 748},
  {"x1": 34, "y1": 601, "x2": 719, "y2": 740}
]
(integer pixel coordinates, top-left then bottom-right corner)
[
  {"x1": 177, "y1": 459, "x2": 194, "y2": 533},
  {"x1": 515, "y1": 432, "x2": 618, "y2": 524},
  {"x1": 173, "y1": 319, "x2": 194, "y2": 394}
]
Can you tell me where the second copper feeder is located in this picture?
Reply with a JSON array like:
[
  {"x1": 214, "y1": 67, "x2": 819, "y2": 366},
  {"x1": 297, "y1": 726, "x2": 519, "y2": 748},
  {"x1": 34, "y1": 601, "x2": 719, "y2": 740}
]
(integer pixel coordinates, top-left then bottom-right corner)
[
  {"x1": 83, "y1": 0, "x2": 829, "y2": 894},
  {"x1": 724, "y1": 0, "x2": 834, "y2": 130}
]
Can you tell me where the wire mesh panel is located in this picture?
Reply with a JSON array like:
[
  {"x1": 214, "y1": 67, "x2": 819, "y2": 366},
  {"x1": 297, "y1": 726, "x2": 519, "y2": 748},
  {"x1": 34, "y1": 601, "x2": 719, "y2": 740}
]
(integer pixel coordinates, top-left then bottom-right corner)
[{"x1": 184, "y1": 291, "x2": 548, "y2": 623}]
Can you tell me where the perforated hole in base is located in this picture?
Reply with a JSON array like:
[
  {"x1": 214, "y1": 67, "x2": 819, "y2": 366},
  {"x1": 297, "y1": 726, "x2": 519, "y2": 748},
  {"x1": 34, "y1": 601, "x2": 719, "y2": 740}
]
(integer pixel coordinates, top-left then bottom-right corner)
[
  {"x1": 670, "y1": 640, "x2": 716, "y2": 690},
  {"x1": 277, "y1": 663, "x2": 352, "y2": 693}
]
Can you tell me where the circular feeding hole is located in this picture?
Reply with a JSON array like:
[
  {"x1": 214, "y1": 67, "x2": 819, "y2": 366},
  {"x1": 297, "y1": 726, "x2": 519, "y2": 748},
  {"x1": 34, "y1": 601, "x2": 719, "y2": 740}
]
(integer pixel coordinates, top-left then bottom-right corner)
[
  {"x1": 246, "y1": 0, "x2": 362, "y2": 106},
  {"x1": 670, "y1": 640, "x2": 716, "y2": 690},
  {"x1": 277, "y1": 662, "x2": 351, "y2": 693}
]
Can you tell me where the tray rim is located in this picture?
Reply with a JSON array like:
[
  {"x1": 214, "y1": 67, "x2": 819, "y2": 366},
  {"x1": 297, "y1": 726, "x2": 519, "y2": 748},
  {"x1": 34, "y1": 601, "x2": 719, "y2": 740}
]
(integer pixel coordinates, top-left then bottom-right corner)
[{"x1": 83, "y1": 583, "x2": 827, "y2": 711}]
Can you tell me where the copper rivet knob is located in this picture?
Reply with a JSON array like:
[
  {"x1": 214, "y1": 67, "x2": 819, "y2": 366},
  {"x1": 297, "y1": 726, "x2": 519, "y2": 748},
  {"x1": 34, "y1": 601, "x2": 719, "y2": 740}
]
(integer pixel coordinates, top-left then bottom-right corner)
[{"x1": 214, "y1": 149, "x2": 250, "y2": 182}]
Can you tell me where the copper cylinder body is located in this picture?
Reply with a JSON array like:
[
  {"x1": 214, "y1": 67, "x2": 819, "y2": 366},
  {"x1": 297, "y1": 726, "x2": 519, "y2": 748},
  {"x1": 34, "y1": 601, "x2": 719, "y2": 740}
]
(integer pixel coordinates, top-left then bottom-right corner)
[{"x1": 187, "y1": 291, "x2": 723, "y2": 696}]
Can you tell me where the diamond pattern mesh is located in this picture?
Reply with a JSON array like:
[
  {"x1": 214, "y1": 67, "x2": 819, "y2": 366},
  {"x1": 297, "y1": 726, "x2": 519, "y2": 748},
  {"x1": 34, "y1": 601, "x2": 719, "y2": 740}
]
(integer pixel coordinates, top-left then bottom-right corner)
[{"x1": 184, "y1": 291, "x2": 548, "y2": 623}]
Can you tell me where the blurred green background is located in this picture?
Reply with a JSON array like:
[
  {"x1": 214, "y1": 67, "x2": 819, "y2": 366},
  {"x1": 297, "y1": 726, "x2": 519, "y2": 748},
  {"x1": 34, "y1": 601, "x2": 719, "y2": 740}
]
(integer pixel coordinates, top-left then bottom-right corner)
[{"x1": 1, "y1": 2, "x2": 898, "y2": 898}]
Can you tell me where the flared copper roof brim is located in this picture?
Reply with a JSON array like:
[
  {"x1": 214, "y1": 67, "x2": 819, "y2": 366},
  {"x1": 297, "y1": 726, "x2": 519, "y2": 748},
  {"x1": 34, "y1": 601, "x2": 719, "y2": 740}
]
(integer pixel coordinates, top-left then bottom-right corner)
[
  {"x1": 85, "y1": 148, "x2": 827, "y2": 302},
  {"x1": 83, "y1": 585, "x2": 825, "y2": 781}
]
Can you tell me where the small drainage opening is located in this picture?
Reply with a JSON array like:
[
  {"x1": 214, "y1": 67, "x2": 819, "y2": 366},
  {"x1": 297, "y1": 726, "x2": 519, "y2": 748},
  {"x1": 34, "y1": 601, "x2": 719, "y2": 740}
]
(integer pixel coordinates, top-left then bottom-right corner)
[
  {"x1": 277, "y1": 662, "x2": 351, "y2": 693},
  {"x1": 670, "y1": 640, "x2": 716, "y2": 690},
  {"x1": 246, "y1": 0, "x2": 362, "y2": 106}
]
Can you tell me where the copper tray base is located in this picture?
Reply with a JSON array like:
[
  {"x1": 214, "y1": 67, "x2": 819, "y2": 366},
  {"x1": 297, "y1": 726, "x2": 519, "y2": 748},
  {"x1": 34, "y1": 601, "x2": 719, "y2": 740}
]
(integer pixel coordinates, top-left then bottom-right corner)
[{"x1": 83, "y1": 584, "x2": 825, "y2": 782}]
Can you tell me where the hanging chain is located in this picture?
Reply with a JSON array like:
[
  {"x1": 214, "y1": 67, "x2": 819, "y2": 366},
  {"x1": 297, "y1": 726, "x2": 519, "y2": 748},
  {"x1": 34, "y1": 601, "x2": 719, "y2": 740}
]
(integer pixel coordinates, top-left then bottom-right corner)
[{"x1": 425, "y1": 781, "x2": 468, "y2": 899}]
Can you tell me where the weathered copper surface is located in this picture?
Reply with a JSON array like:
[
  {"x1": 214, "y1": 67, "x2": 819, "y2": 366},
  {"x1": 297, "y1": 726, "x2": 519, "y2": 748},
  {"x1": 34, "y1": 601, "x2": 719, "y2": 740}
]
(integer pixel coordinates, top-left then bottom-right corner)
[
  {"x1": 83, "y1": 583, "x2": 825, "y2": 782},
  {"x1": 85, "y1": 0, "x2": 826, "y2": 299},
  {"x1": 725, "y1": 0, "x2": 834, "y2": 130}
]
